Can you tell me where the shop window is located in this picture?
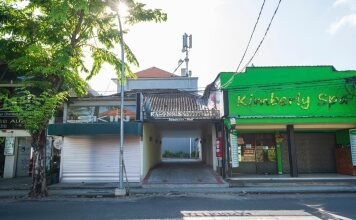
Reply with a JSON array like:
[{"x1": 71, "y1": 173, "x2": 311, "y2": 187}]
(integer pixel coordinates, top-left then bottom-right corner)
[
  {"x1": 67, "y1": 105, "x2": 136, "y2": 123},
  {"x1": 238, "y1": 134, "x2": 276, "y2": 163}
]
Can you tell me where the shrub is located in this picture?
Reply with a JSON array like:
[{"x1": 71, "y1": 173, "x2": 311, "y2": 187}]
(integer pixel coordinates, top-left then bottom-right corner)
[{"x1": 162, "y1": 150, "x2": 173, "y2": 158}]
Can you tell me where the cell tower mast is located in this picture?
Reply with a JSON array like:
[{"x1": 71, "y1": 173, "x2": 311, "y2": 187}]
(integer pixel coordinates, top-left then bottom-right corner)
[{"x1": 182, "y1": 33, "x2": 192, "y2": 77}]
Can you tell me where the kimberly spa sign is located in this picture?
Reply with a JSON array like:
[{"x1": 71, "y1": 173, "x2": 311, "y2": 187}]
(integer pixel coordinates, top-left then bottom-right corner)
[
  {"x1": 220, "y1": 66, "x2": 356, "y2": 124},
  {"x1": 229, "y1": 90, "x2": 355, "y2": 119},
  {"x1": 235, "y1": 92, "x2": 351, "y2": 110}
]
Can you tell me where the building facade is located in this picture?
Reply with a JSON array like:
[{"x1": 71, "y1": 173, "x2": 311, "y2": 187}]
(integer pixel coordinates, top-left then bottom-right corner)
[
  {"x1": 114, "y1": 67, "x2": 200, "y2": 156},
  {"x1": 0, "y1": 64, "x2": 33, "y2": 179},
  {"x1": 210, "y1": 66, "x2": 356, "y2": 176},
  {"x1": 48, "y1": 67, "x2": 222, "y2": 183}
]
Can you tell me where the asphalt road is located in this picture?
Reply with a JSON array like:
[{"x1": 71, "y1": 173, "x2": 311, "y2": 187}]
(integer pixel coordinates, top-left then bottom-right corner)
[{"x1": 0, "y1": 193, "x2": 355, "y2": 220}]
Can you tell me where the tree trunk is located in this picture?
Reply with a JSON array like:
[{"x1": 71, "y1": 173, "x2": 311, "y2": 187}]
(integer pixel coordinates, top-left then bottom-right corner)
[{"x1": 29, "y1": 129, "x2": 48, "y2": 197}]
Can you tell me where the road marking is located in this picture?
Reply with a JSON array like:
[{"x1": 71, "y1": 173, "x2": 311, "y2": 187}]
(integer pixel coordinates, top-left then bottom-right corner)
[{"x1": 127, "y1": 210, "x2": 324, "y2": 219}]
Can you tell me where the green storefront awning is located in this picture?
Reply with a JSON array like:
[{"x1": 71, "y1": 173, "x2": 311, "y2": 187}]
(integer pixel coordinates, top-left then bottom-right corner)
[{"x1": 48, "y1": 122, "x2": 142, "y2": 136}]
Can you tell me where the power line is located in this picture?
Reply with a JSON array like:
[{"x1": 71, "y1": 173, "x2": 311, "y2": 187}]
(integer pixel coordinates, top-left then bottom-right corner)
[
  {"x1": 222, "y1": 0, "x2": 283, "y2": 89},
  {"x1": 240, "y1": 0, "x2": 283, "y2": 71},
  {"x1": 93, "y1": 81, "x2": 348, "y2": 96},
  {"x1": 221, "y1": 0, "x2": 266, "y2": 89},
  {"x1": 219, "y1": 77, "x2": 347, "y2": 92},
  {"x1": 235, "y1": 0, "x2": 266, "y2": 73}
]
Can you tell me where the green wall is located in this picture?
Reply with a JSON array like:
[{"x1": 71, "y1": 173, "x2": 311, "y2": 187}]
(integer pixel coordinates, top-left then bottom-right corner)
[
  {"x1": 336, "y1": 129, "x2": 351, "y2": 146},
  {"x1": 220, "y1": 66, "x2": 356, "y2": 124}
]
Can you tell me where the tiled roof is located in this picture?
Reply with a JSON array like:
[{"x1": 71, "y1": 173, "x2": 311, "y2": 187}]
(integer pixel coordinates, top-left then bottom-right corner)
[
  {"x1": 68, "y1": 89, "x2": 221, "y2": 120},
  {"x1": 142, "y1": 90, "x2": 220, "y2": 120},
  {"x1": 135, "y1": 67, "x2": 176, "y2": 78}
]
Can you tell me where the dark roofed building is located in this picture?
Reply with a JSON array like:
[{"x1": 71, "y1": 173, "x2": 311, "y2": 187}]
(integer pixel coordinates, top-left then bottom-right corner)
[{"x1": 142, "y1": 90, "x2": 220, "y2": 121}]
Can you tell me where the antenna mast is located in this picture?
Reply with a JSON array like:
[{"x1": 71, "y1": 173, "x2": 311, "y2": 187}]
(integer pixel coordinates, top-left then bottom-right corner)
[{"x1": 182, "y1": 33, "x2": 192, "y2": 77}]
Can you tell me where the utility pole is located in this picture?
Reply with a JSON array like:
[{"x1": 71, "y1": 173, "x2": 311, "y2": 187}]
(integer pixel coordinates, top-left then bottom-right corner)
[{"x1": 115, "y1": 0, "x2": 127, "y2": 196}]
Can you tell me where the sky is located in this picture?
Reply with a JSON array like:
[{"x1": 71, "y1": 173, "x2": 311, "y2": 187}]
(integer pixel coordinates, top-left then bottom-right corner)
[{"x1": 88, "y1": 0, "x2": 356, "y2": 94}]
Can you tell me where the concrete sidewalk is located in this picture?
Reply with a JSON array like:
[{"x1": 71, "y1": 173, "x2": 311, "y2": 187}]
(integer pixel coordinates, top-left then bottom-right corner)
[
  {"x1": 1, "y1": 185, "x2": 356, "y2": 199},
  {"x1": 1, "y1": 174, "x2": 356, "y2": 198}
]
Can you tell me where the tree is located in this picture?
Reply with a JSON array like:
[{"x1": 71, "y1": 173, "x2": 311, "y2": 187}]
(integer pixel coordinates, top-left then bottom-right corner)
[{"x1": 0, "y1": 0, "x2": 167, "y2": 197}]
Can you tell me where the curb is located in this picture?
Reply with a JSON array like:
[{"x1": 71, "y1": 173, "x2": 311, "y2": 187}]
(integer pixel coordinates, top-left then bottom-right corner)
[{"x1": 1, "y1": 186, "x2": 356, "y2": 199}]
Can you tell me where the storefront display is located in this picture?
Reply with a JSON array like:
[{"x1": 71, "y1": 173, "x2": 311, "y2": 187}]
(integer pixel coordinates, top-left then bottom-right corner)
[
  {"x1": 217, "y1": 66, "x2": 356, "y2": 176},
  {"x1": 232, "y1": 133, "x2": 277, "y2": 175}
]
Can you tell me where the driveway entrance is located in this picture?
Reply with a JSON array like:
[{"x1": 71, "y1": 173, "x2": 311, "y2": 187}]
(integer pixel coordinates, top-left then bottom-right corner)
[
  {"x1": 140, "y1": 90, "x2": 225, "y2": 186},
  {"x1": 143, "y1": 160, "x2": 227, "y2": 187}
]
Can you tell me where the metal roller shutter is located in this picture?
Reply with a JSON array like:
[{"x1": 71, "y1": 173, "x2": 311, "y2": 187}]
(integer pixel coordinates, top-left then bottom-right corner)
[
  {"x1": 61, "y1": 136, "x2": 141, "y2": 183},
  {"x1": 296, "y1": 133, "x2": 336, "y2": 173}
]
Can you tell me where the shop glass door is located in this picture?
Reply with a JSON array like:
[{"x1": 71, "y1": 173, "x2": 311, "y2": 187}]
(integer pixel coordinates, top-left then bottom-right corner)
[{"x1": 234, "y1": 133, "x2": 277, "y2": 175}]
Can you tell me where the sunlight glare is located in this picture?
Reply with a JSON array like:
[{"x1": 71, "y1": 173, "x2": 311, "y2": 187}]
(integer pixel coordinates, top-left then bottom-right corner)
[{"x1": 119, "y1": 1, "x2": 129, "y2": 18}]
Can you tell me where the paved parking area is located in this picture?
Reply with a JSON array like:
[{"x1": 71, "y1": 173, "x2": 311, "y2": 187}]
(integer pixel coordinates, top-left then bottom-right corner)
[{"x1": 143, "y1": 161, "x2": 226, "y2": 186}]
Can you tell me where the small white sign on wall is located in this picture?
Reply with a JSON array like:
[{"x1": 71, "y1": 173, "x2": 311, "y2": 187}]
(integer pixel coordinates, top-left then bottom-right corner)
[{"x1": 4, "y1": 137, "x2": 15, "y2": 156}]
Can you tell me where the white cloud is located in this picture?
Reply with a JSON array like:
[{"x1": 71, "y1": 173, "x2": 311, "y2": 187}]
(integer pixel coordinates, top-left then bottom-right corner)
[
  {"x1": 333, "y1": 0, "x2": 356, "y2": 11},
  {"x1": 329, "y1": 13, "x2": 356, "y2": 33}
]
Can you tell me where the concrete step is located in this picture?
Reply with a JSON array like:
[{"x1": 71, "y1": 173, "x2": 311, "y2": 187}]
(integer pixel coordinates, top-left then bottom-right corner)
[
  {"x1": 227, "y1": 178, "x2": 356, "y2": 187},
  {"x1": 142, "y1": 183, "x2": 229, "y2": 188}
]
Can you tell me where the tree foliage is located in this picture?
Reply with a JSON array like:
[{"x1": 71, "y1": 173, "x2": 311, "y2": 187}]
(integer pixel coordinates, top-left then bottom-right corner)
[{"x1": 0, "y1": 0, "x2": 167, "y2": 197}]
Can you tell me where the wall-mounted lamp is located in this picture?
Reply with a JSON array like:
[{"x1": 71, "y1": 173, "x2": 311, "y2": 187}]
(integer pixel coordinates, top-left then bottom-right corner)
[{"x1": 230, "y1": 118, "x2": 237, "y2": 130}]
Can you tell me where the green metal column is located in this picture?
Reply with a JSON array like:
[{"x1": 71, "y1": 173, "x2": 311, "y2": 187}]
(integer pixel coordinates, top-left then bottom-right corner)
[{"x1": 275, "y1": 133, "x2": 283, "y2": 174}]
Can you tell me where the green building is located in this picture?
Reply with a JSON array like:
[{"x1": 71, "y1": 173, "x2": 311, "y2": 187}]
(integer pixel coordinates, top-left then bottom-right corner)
[{"x1": 210, "y1": 66, "x2": 356, "y2": 177}]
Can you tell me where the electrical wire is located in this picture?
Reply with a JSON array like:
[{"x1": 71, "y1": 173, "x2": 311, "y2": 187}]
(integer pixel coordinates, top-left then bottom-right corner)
[
  {"x1": 222, "y1": 0, "x2": 283, "y2": 89},
  {"x1": 235, "y1": 0, "x2": 266, "y2": 73},
  {"x1": 220, "y1": 77, "x2": 346, "y2": 92},
  {"x1": 240, "y1": 0, "x2": 283, "y2": 71},
  {"x1": 221, "y1": 0, "x2": 266, "y2": 89},
  {"x1": 92, "y1": 80, "x2": 348, "y2": 97}
]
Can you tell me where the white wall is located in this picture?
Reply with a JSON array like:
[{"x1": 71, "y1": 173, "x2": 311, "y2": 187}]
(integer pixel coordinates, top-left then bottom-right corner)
[
  {"x1": 201, "y1": 124, "x2": 217, "y2": 171},
  {"x1": 1, "y1": 131, "x2": 31, "y2": 179},
  {"x1": 125, "y1": 78, "x2": 198, "y2": 91},
  {"x1": 211, "y1": 125, "x2": 217, "y2": 171}
]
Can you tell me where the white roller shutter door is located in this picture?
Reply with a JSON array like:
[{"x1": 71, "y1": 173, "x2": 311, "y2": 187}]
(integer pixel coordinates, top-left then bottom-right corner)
[{"x1": 61, "y1": 136, "x2": 141, "y2": 183}]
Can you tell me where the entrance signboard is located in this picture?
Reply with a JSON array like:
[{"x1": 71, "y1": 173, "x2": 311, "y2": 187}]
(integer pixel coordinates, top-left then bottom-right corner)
[{"x1": 350, "y1": 129, "x2": 356, "y2": 166}]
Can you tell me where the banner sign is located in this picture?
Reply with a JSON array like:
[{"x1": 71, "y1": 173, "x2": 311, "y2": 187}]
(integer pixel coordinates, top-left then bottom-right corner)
[
  {"x1": 230, "y1": 131, "x2": 239, "y2": 168},
  {"x1": 350, "y1": 129, "x2": 356, "y2": 166}
]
